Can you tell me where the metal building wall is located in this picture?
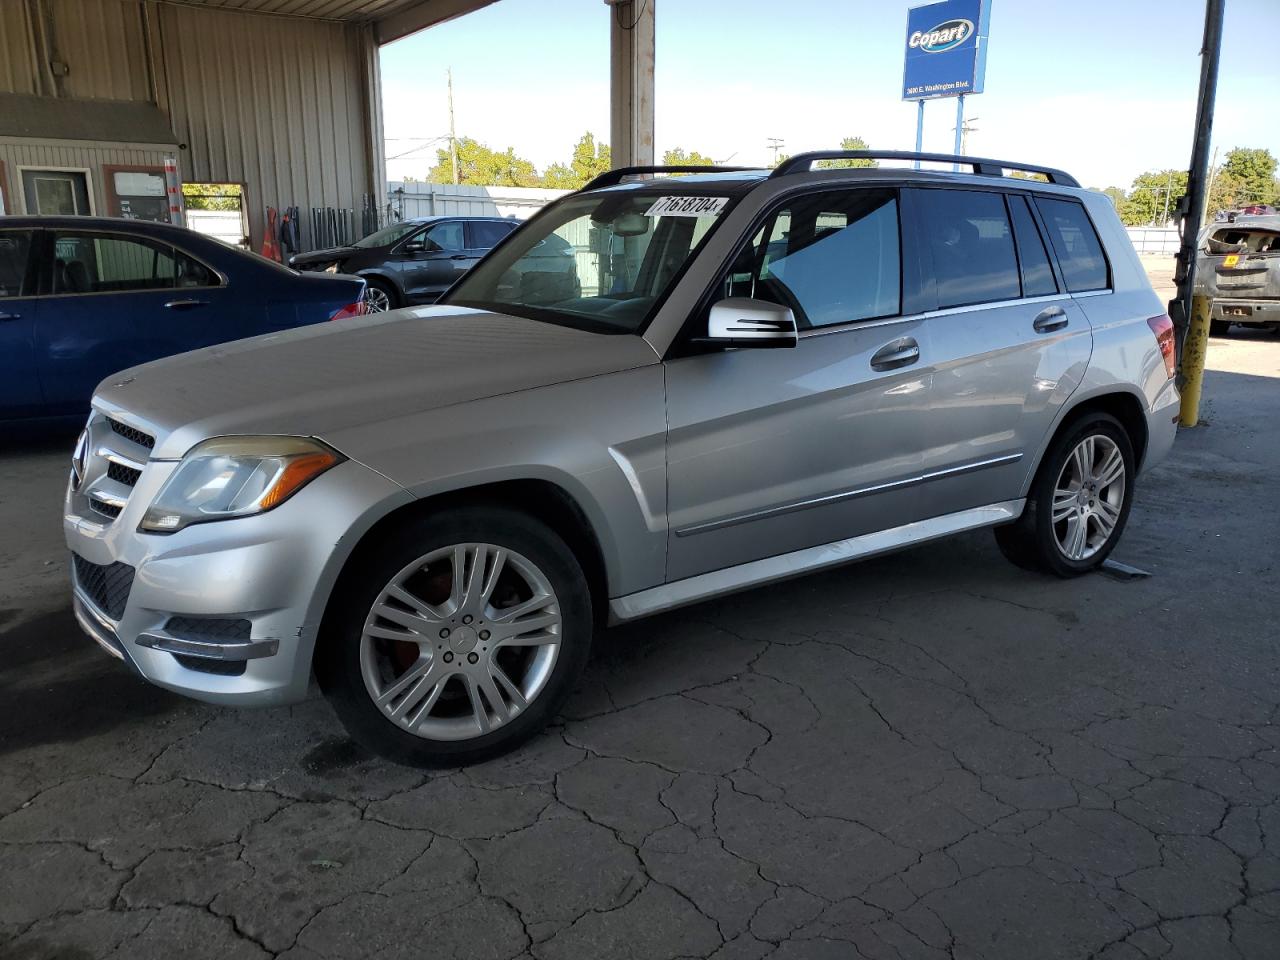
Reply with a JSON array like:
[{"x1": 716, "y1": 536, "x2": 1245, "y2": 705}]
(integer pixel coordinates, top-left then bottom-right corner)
[
  {"x1": 0, "y1": 1, "x2": 39, "y2": 94},
  {"x1": 0, "y1": 137, "x2": 174, "y2": 215},
  {"x1": 153, "y1": 2, "x2": 376, "y2": 251},
  {"x1": 51, "y1": 0, "x2": 151, "y2": 100}
]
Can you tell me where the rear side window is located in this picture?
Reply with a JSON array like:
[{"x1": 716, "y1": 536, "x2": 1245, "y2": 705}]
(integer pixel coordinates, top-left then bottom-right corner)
[
  {"x1": 917, "y1": 189, "x2": 1020, "y2": 308},
  {"x1": 0, "y1": 230, "x2": 33, "y2": 298},
  {"x1": 726, "y1": 188, "x2": 900, "y2": 329},
  {"x1": 1034, "y1": 198, "x2": 1109, "y2": 291},
  {"x1": 469, "y1": 220, "x2": 516, "y2": 249},
  {"x1": 1007, "y1": 195, "x2": 1058, "y2": 297},
  {"x1": 50, "y1": 233, "x2": 219, "y2": 294}
]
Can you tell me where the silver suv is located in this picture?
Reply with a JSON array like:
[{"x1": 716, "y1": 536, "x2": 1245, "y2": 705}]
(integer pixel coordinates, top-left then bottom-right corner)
[{"x1": 65, "y1": 151, "x2": 1180, "y2": 765}]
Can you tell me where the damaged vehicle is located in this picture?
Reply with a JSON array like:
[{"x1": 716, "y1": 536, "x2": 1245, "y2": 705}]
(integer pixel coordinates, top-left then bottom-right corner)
[{"x1": 1196, "y1": 215, "x2": 1280, "y2": 336}]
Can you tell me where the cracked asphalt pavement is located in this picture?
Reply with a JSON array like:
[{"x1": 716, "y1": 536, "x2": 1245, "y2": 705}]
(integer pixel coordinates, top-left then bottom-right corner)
[{"x1": 1, "y1": 331, "x2": 1278, "y2": 960}]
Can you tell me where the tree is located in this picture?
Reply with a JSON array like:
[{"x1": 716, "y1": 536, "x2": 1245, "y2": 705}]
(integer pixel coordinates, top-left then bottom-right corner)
[
  {"x1": 1118, "y1": 169, "x2": 1187, "y2": 226},
  {"x1": 182, "y1": 182, "x2": 241, "y2": 211},
  {"x1": 1210, "y1": 147, "x2": 1279, "y2": 211},
  {"x1": 541, "y1": 132, "x2": 611, "y2": 189},
  {"x1": 426, "y1": 137, "x2": 539, "y2": 187},
  {"x1": 663, "y1": 147, "x2": 716, "y2": 167},
  {"x1": 816, "y1": 136, "x2": 878, "y2": 169},
  {"x1": 1009, "y1": 171, "x2": 1049, "y2": 182}
]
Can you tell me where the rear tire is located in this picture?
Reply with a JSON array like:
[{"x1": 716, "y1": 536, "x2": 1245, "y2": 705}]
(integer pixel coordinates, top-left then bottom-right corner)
[
  {"x1": 1209, "y1": 319, "x2": 1230, "y2": 337},
  {"x1": 316, "y1": 506, "x2": 593, "y2": 767},
  {"x1": 994, "y1": 413, "x2": 1135, "y2": 577}
]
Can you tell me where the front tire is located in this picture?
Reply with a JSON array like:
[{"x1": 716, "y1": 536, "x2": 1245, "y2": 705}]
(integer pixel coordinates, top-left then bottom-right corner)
[
  {"x1": 362, "y1": 277, "x2": 398, "y2": 313},
  {"x1": 316, "y1": 506, "x2": 593, "y2": 767},
  {"x1": 994, "y1": 413, "x2": 1135, "y2": 577}
]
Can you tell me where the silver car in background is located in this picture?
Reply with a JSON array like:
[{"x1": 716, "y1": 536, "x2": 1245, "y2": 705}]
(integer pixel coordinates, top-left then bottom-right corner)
[{"x1": 65, "y1": 151, "x2": 1179, "y2": 765}]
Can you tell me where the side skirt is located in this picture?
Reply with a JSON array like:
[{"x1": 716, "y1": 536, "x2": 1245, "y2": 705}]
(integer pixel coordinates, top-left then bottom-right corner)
[{"x1": 608, "y1": 499, "x2": 1025, "y2": 623}]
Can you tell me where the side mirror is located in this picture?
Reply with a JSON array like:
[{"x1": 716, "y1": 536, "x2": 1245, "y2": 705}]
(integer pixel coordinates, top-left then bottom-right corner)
[{"x1": 704, "y1": 297, "x2": 798, "y2": 348}]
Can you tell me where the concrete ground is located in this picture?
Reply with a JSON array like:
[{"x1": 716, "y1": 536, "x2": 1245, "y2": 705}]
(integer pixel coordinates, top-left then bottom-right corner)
[{"x1": 2, "y1": 330, "x2": 1279, "y2": 960}]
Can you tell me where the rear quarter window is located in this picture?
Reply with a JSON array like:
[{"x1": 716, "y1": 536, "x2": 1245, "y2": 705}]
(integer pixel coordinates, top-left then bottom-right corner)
[{"x1": 1034, "y1": 197, "x2": 1109, "y2": 292}]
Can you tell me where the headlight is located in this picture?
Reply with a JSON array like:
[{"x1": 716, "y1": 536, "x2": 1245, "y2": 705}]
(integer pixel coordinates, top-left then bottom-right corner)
[
  {"x1": 324, "y1": 262, "x2": 340, "y2": 274},
  {"x1": 139, "y1": 436, "x2": 343, "y2": 534}
]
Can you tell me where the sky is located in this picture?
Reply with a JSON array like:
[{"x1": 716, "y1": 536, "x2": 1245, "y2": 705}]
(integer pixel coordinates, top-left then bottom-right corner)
[{"x1": 380, "y1": 0, "x2": 1280, "y2": 191}]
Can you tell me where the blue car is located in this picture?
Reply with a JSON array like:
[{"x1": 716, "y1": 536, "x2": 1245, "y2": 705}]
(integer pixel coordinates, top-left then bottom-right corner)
[{"x1": 0, "y1": 216, "x2": 367, "y2": 423}]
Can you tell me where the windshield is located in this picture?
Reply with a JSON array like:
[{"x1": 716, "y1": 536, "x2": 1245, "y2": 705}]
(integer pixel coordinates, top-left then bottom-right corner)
[
  {"x1": 444, "y1": 191, "x2": 733, "y2": 334},
  {"x1": 354, "y1": 221, "x2": 423, "y2": 249}
]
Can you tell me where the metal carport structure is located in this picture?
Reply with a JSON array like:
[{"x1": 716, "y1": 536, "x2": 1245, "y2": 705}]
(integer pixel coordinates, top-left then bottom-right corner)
[{"x1": 0, "y1": 0, "x2": 655, "y2": 250}]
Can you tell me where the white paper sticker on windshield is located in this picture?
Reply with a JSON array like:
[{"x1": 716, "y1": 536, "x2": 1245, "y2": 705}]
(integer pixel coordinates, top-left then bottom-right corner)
[{"x1": 645, "y1": 196, "x2": 729, "y2": 217}]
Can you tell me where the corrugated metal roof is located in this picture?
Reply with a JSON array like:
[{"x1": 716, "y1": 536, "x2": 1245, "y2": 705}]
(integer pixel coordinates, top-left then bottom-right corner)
[{"x1": 162, "y1": 0, "x2": 473, "y2": 24}]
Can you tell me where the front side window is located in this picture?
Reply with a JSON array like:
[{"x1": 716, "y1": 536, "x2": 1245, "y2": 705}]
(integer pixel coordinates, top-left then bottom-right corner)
[
  {"x1": 1035, "y1": 197, "x2": 1109, "y2": 292},
  {"x1": 52, "y1": 233, "x2": 178, "y2": 294},
  {"x1": 446, "y1": 190, "x2": 734, "y2": 334},
  {"x1": 918, "y1": 189, "x2": 1021, "y2": 308},
  {"x1": 421, "y1": 222, "x2": 465, "y2": 253},
  {"x1": 723, "y1": 189, "x2": 901, "y2": 329},
  {"x1": 0, "y1": 230, "x2": 33, "y2": 298}
]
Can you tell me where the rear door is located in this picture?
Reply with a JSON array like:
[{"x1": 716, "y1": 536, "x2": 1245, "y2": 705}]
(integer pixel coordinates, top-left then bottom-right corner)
[
  {"x1": 913, "y1": 188, "x2": 1093, "y2": 512},
  {"x1": 399, "y1": 221, "x2": 470, "y2": 303},
  {"x1": 36, "y1": 229, "x2": 241, "y2": 414},
  {"x1": 665, "y1": 186, "x2": 936, "y2": 581},
  {"x1": 0, "y1": 228, "x2": 42, "y2": 419}
]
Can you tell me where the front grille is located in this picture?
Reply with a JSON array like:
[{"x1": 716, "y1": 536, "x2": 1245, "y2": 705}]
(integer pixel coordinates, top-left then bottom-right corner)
[
  {"x1": 72, "y1": 554, "x2": 135, "y2": 621},
  {"x1": 107, "y1": 461, "x2": 142, "y2": 487},
  {"x1": 108, "y1": 418, "x2": 155, "y2": 450},
  {"x1": 165, "y1": 617, "x2": 252, "y2": 642}
]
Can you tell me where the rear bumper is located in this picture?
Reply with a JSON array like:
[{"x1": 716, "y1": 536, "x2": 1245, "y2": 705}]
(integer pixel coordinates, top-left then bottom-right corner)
[
  {"x1": 1211, "y1": 299, "x2": 1280, "y2": 324},
  {"x1": 1143, "y1": 376, "x2": 1180, "y2": 474}
]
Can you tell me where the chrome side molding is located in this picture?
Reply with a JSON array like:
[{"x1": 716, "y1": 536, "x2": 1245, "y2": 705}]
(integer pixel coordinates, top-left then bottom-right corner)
[
  {"x1": 136, "y1": 633, "x2": 280, "y2": 661},
  {"x1": 611, "y1": 499, "x2": 1025, "y2": 622}
]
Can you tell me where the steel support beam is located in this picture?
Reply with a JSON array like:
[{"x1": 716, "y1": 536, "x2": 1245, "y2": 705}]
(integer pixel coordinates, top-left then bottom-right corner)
[
  {"x1": 609, "y1": 0, "x2": 655, "y2": 169},
  {"x1": 375, "y1": 0, "x2": 500, "y2": 46}
]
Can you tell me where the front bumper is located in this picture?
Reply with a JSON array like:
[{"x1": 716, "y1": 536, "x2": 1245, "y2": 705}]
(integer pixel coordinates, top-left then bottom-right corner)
[{"x1": 65, "y1": 453, "x2": 412, "y2": 707}]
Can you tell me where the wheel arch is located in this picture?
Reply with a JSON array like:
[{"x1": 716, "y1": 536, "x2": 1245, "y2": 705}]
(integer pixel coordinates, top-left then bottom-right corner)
[
  {"x1": 1022, "y1": 389, "x2": 1150, "y2": 496},
  {"x1": 319, "y1": 477, "x2": 613, "y2": 636}
]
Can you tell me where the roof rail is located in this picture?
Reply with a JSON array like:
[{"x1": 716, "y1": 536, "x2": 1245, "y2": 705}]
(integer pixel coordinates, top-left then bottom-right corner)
[
  {"x1": 580, "y1": 165, "x2": 759, "y2": 192},
  {"x1": 770, "y1": 151, "x2": 1080, "y2": 188}
]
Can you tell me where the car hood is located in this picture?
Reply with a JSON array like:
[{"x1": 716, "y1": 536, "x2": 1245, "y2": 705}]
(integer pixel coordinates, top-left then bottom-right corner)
[
  {"x1": 93, "y1": 306, "x2": 660, "y2": 460},
  {"x1": 289, "y1": 246, "x2": 358, "y2": 267}
]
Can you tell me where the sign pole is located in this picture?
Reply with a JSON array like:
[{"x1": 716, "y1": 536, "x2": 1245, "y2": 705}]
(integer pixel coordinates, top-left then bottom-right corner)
[
  {"x1": 914, "y1": 100, "x2": 924, "y2": 170},
  {"x1": 953, "y1": 94, "x2": 965, "y2": 168}
]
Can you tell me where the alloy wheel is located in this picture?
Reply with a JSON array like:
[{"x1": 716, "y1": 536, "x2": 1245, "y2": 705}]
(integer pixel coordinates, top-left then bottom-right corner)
[
  {"x1": 363, "y1": 285, "x2": 392, "y2": 313},
  {"x1": 1051, "y1": 435, "x2": 1126, "y2": 561},
  {"x1": 359, "y1": 543, "x2": 561, "y2": 741}
]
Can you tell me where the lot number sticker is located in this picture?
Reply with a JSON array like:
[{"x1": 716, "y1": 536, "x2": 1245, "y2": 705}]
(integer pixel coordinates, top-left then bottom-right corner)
[{"x1": 645, "y1": 196, "x2": 729, "y2": 217}]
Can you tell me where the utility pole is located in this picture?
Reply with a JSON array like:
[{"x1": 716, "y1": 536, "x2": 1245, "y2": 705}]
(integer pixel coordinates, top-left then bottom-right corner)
[
  {"x1": 954, "y1": 117, "x2": 979, "y2": 155},
  {"x1": 447, "y1": 67, "x2": 459, "y2": 185},
  {"x1": 1173, "y1": 0, "x2": 1225, "y2": 428},
  {"x1": 766, "y1": 138, "x2": 784, "y2": 167}
]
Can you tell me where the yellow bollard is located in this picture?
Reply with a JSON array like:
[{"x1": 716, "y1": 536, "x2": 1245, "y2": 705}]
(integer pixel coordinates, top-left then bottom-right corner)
[{"x1": 1178, "y1": 294, "x2": 1212, "y2": 427}]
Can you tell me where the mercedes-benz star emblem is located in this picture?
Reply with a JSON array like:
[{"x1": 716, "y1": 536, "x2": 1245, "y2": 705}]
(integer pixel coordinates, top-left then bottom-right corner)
[{"x1": 71, "y1": 430, "x2": 88, "y2": 490}]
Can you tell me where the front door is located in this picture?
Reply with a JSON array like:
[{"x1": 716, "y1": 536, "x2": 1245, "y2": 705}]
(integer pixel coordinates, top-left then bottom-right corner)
[
  {"x1": 665, "y1": 187, "x2": 936, "y2": 582},
  {"x1": 911, "y1": 188, "x2": 1094, "y2": 512},
  {"x1": 22, "y1": 169, "x2": 91, "y2": 215},
  {"x1": 36, "y1": 229, "x2": 238, "y2": 414},
  {"x1": 399, "y1": 221, "x2": 471, "y2": 303},
  {"x1": 0, "y1": 228, "x2": 42, "y2": 419}
]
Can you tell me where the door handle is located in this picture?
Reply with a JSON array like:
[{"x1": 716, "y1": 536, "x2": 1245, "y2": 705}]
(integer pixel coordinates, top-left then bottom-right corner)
[
  {"x1": 164, "y1": 298, "x2": 208, "y2": 310},
  {"x1": 870, "y1": 337, "x2": 920, "y2": 371},
  {"x1": 0, "y1": 311, "x2": 20, "y2": 322},
  {"x1": 1033, "y1": 307, "x2": 1069, "y2": 333},
  {"x1": 449, "y1": 254, "x2": 470, "y2": 261}
]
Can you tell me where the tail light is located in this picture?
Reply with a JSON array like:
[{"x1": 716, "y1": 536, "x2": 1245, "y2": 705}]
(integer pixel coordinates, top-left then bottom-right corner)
[
  {"x1": 329, "y1": 299, "x2": 366, "y2": 322},
  {"x1": 1146, "y1": 313, "x2": 1176, "y2": 379}
]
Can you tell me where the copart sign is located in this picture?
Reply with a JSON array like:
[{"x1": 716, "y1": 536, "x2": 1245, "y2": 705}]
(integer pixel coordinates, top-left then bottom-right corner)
[{"x1": 902, "y1": 0, "x2": 989, "y2": 101}]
